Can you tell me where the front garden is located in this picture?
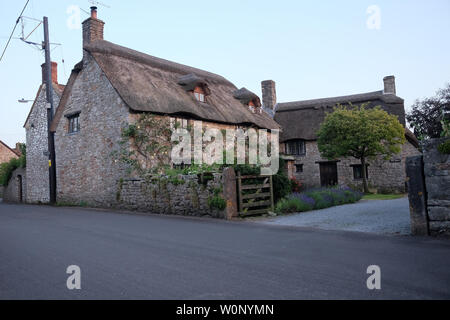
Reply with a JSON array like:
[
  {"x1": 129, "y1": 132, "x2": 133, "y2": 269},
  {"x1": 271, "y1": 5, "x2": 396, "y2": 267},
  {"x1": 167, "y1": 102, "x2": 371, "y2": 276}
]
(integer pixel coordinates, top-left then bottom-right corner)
[{"x1": 275, "y1": 186, "x2": 364, "y2": 215}]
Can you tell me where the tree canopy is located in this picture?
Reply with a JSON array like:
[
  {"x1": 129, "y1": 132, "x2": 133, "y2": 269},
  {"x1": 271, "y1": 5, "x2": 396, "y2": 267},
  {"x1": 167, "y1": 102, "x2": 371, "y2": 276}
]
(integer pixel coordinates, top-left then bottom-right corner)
[
  {"x1": 317, "y1": 104, "x2": 405, "y2": 193},
  {"x1": 406, "y1": 84, "x2": 450, "y2": 140}
]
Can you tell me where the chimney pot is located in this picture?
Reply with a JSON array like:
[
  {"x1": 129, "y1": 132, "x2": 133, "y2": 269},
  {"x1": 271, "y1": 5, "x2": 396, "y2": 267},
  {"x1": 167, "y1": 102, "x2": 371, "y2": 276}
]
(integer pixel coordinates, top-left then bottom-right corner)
[
  {"x1": 383, "y1": 75, "x2": 396, "y2": 95},
  {"x1": 90, "y1": 6, "x2": 97, "y2": 19},
  {"x1": 261, "y1": 80, "x2": 277, "y2": 112}
]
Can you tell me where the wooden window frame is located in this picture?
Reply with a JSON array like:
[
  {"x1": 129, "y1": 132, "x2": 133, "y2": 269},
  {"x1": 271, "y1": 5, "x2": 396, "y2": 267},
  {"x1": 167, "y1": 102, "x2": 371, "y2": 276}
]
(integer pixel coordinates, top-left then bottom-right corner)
[
  {"x1": 285, "y1": 140, "x2": 306, "y2": 156},
  {"x1": 67, "y1": 113, "x2": 80, "y2": 134},
  {"x1": 352, "y1": 164, "x2": 369, "y2": 180},
  {"x1": 193, "y1": 86, "x2": 206, "y2": 102}
]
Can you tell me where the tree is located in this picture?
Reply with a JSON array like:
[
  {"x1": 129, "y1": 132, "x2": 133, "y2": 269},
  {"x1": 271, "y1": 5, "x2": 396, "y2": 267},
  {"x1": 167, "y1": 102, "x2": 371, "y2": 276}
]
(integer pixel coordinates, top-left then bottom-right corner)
[
  {"x1": 406, "y1": 84, "x2": 450, "y2": 140},
  {"x1": 317, "y1": 104, "x2": 405, "y2": 193}
]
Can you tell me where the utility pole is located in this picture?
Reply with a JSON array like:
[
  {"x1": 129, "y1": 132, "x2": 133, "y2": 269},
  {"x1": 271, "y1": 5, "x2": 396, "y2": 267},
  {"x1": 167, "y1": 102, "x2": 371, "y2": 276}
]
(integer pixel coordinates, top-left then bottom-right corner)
[{"x1": 43, "y1": 16, "x2": 57, "y2": 204}]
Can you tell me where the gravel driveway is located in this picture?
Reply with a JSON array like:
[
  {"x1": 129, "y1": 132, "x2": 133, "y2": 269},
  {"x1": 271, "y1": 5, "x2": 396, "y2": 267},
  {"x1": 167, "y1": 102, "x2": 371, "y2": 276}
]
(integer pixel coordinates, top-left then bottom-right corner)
[{"x1": 258, "y1": 197, "x2": 411, "y2": 235}]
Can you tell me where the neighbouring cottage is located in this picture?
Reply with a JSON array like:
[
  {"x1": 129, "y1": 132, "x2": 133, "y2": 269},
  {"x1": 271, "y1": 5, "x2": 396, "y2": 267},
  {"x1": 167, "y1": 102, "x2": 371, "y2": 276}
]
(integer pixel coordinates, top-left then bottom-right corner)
[
  {"x1": 262, "y1": 77, "x2": 421, "y2": 193},
  {"x1": 0, "y1": 140, "x2": 20, "y2": 164},
  {"x1": 24, "y1": 62, "x2": 64, "y2": 203},
  {"x1": 44, "y1": 7, "x2": 279, "y2": 209},
  {"x1": 0, "y1": 140, "x2": 21, "y2": 198}
]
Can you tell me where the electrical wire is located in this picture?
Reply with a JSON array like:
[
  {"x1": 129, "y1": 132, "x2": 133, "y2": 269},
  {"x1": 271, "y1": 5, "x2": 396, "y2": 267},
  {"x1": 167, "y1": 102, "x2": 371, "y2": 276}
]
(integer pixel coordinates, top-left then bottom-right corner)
[{"x1": 0, "y1": 0, "x2": 30, "y2": 63}]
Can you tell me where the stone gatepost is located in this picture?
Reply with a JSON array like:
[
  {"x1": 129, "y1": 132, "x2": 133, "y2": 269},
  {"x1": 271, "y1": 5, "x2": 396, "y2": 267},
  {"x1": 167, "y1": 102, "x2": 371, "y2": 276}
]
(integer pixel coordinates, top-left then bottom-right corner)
[
  {"x1": 222, "y1": 167, "x2": 238, "y2": 220},
  {"x1": 406, "y1": 156, "x2": 429, "y2": 235}
]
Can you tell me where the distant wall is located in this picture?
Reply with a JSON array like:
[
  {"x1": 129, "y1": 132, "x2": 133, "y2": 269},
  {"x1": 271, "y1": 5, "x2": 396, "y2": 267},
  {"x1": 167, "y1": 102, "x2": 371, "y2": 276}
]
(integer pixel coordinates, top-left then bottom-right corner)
[
  {"x1": 407, "y1": 138, "x2": 450, "y2": 236},
  {"x1": 3, "y1": 167, "x2": 26, "y2": 203}
]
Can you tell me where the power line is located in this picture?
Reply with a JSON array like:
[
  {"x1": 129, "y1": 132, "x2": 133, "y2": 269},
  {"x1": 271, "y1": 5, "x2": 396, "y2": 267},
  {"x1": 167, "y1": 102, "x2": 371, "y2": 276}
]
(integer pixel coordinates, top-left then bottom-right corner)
[{"x1": 0, "y1": 0, "x2": 30, "y2": 63}]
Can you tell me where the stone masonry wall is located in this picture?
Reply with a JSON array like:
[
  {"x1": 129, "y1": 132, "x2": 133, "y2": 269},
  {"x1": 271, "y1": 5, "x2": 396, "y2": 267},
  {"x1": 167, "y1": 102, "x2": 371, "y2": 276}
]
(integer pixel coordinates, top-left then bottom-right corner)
[
  {"x1": 286, "y1": 140, "x2": 420, "y2": 193},
  {"x1": 423, "y1": 138, "x2": 450, "y2": 236},
  {"x1": 3, "y1": 167, "x2": 26, "y2": 203},
  {"x1": 25, "y1": 85, "x2": 61, "y2": 203},
  {"x1": 54, "y1": 54, "x2": 129, "y2": 207},
  {"x1": 117, "y1": 173, "x2": 227, "y2": 218}
]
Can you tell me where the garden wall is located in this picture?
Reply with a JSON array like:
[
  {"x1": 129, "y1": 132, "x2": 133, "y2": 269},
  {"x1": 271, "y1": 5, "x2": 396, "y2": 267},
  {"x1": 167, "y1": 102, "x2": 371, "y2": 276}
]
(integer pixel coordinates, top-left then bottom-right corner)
[
  {"x1": 116, "y1": 168, "x2": 237, "y2": 220},
  {"x1": 2, "y1": 167, "x2": 26, "y2": 203},
  {"x1": 406, "y1": 138, "x2": 450, "y2": 236}
]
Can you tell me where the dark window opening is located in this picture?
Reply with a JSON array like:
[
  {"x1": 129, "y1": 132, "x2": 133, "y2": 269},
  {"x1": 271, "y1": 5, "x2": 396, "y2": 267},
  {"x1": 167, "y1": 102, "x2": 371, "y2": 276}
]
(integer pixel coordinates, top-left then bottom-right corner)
[
  {"x1": 295, "y1": 164, "x2": 303, "y2": 173},
  {"x1": 285, "y1": 140, "x2": 306, "y2": 156},
  {"x1": 353, "y1": 164, "x2": 369, "y2": 180},
  {"x1": 68, "y1": 114, "x2": 80, "y2": 133}
]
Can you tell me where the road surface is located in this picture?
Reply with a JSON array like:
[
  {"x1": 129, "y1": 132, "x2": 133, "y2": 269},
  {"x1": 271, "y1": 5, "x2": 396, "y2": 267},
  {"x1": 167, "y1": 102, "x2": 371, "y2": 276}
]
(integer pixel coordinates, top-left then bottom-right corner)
[{"x1": 1, "y1": 202, "x2": 450, "y2": 299}]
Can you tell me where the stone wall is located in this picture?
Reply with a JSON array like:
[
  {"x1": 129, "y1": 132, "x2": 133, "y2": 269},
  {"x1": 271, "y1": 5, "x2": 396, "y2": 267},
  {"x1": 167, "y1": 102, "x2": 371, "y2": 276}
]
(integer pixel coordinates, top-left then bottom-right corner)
[
  {"x1": 285, "y1": 140, "x2": 420, "y2": 193},
  {"x1": 54, "y1": 54, "x2": 129, "y2": 207},
  {"x1": 117, "y1": 172, "x2": 231, "y2": 219},
  {"x1": 2, "y1": 167, "x2": 26, "y2": 203},
  {"x1": 423, "y1": 138, "x2": 450, "y2": 236},
  {"x1": 25, "y1": 85, "x2": 61, "y2": 203},
  {"x1": 407, "y1": 138, "x2": 450, "y2": 236}
]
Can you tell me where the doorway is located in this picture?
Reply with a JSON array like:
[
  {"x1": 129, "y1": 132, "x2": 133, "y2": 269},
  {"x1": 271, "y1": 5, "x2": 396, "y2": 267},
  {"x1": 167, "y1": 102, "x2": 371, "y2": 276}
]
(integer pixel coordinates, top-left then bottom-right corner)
[
  {"x1": 319, "y1": 162, "x2": 338, "y2": 187},
  {"x1": 17, "y1": 175, "x2": 23, "y2": 203}
]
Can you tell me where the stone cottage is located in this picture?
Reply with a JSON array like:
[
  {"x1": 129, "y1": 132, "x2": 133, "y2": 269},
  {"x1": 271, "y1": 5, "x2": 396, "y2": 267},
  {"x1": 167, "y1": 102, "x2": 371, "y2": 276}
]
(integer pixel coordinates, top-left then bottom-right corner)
[
  {"x1": 24, "y1": 62, "x2": 64, "y2": 203},
  {"x1": 262, "y1": 77, "x2": 421, "y2": 193},
  {"x1": 44, "y1": 7, "x2": 279, "y2": 207},
  {"x1": 0, "y1": 140, "x2": 20, "y2": 164}
]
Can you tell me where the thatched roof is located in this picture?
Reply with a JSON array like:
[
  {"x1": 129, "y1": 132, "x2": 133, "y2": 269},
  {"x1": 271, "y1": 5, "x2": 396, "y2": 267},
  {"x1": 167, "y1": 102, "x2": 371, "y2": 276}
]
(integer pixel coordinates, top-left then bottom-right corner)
[
  {"x1": 275, "y1": 91, "x2": 406, "y2": 142},
  {"x1": 81, "y1": 40, "x2": 279, "y2": 129},
  {"x1": 233, "y1": 88, "x2": 261, "y2": 107}
]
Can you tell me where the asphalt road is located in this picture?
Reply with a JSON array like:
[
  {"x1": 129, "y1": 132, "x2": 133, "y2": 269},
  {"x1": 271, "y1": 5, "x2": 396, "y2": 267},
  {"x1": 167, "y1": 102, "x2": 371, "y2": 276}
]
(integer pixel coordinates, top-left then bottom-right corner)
[{"x1": 1, "y1": 202, "x2": 450, "y2": 300}]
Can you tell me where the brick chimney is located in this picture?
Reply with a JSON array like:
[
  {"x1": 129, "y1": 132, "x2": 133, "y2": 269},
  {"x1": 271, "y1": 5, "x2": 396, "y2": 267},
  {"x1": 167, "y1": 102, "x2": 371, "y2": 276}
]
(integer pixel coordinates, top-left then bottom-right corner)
[
  {"x1": 82, "y1": 6, "x2": 104, "y2": 50},
  {"x1": 383, "y1": 75, "x2": 396, "y2": 95},
  {"x1": 41, "y1": 61, "x2": 58, "y2": 84},
  {"x1": 261, "y1": 80, "x2": 277, "y2": 111}
]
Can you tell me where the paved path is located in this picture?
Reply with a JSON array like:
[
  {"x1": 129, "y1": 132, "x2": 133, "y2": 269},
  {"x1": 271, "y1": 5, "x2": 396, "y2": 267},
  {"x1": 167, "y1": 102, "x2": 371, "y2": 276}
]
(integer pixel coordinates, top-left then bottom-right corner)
[
  {"x1": 1, "y1": 202, "x2": 450, "y2": 299},
  {"x1": 258, "y1": 198, "x2": 411, "y2": 235}
]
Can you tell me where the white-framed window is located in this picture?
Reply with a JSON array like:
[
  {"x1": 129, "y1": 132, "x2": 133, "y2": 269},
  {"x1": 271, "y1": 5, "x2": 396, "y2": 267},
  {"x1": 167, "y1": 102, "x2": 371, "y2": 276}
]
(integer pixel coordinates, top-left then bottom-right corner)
[{"x1": 194, "y1": 86, "x2": 206, "y2": 102}]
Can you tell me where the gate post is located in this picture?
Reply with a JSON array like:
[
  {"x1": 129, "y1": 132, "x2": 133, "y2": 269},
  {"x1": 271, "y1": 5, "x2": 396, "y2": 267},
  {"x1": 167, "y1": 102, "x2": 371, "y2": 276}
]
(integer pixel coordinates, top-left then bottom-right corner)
[
  {"x1": 223, "y1": 167, "x2": 238, "y2": 220},
  {"x1": 406, "y1": 155, "x2": 429, "y2": 235}
]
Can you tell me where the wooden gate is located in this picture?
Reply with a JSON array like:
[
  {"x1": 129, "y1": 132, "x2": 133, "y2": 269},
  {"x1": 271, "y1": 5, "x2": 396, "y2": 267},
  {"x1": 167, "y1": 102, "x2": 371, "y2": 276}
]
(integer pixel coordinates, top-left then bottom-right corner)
[{"x1": 236, "y1": 173, "x2": 274, "y2": 217}]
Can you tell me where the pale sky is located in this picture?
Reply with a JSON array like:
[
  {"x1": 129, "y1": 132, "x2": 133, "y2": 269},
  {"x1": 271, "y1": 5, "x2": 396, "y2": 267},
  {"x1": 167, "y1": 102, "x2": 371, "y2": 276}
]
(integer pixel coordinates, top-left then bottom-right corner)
[{"x1": 1, "y1": 0, "x2": 449, "y2": 147}]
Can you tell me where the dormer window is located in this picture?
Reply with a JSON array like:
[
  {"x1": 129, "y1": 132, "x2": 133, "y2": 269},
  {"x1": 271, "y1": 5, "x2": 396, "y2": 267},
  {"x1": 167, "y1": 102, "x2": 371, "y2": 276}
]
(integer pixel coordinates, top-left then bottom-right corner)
[
  {"x1": 233, "y1": 87, "x2": 262, "y2": 113},
  {"x1": 194, "y1": 86, "x2": 206, "y2": 102},
  {"x1": 178, "y1": 73, "x2": 211, "y2": 103},
  {"x1": 248, "y1": 100, "x2": 256, "y2": 113}
]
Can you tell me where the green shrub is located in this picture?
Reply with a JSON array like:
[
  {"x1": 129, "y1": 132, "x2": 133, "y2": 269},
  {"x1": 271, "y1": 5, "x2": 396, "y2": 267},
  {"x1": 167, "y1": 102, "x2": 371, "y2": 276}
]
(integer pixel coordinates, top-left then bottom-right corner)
[
  {"x1": 438, "y1": 140, "x2": 450, "y2": 154},
  {"x1": 0, "y1": 157, "x2": 24, "y2": 186},
  {"x1": 208, "y1": 195, "x2": 226, "y2": 211},
  {"x1": 272, "y1": 159, "x2": 291, "y2": 203}
]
